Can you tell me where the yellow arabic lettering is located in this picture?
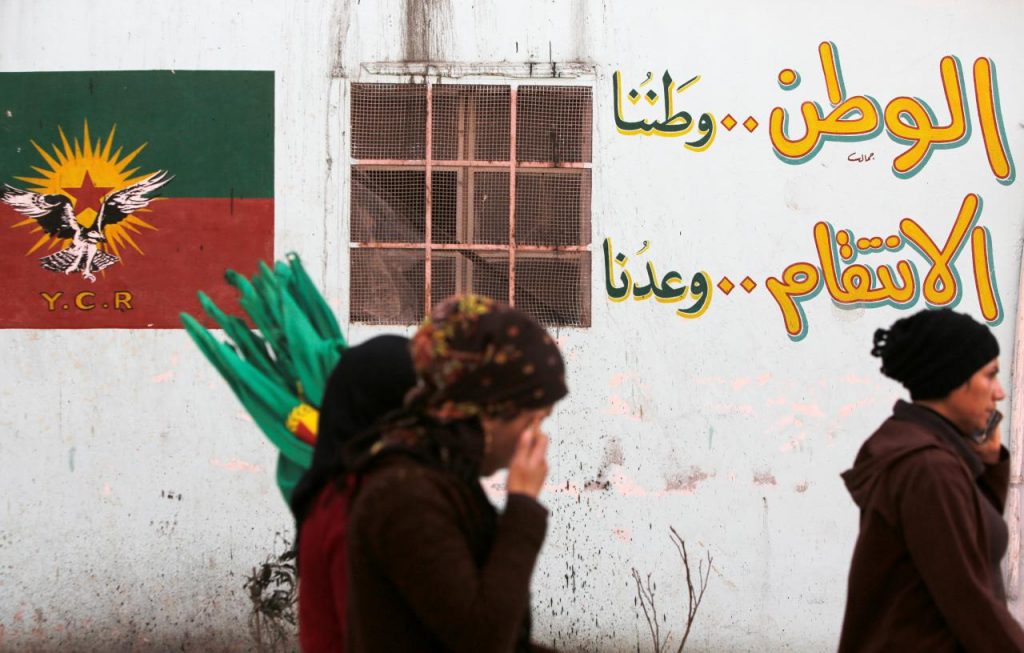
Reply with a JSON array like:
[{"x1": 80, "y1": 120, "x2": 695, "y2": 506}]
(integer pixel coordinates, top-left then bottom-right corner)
[
  {"x1": 813, "y1": 222, "x2": 917, "y2": 305},
  {"x1": 884, "y1": 56, "x2": 968, "y2": 178},
  {"x1": 818, "y1": 41, "x2": 844, "y2": 107},
  {"x1": 973, "y1": 58, "x2": 1015, "y2": 184},
  {"x1": 769, "y1": 41, "x2": 881, "y2": 163},
  {"x1": 766, "y1": 262, "x2": 821, "y2": 339},
  {"x1": 970, "y1": 225, "x2": 1001, "y2": 322},
  {"x1": 899, "y1": 193, "x2": 979, "y2": 306}
]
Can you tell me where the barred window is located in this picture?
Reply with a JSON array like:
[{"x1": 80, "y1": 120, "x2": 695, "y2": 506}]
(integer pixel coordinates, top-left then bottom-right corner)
[{"x1": 349, "y1": 82, "x2": 593, "y2": 327}]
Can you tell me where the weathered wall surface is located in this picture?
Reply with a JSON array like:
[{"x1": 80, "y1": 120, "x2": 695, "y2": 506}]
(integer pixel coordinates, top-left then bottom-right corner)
[{"x1": 2, "y1": 0, "x2": 1024, "y2": 651}]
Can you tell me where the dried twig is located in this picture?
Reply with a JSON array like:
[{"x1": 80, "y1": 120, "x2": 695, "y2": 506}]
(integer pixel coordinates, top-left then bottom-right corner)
[
  {"x1": 632, "y1": 568, "x2": 667, "y2": 652},
  {"x1": 669, "y1": 527, "x2": 712, "y2": 653},
  {"x1": 632, "y1": 527, "x2": 713, "y2": 653}
]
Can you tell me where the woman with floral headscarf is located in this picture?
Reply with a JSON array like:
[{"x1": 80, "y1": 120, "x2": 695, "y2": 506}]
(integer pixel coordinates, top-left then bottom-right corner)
[{"x1": 342, "y1": 295, "x2": 567, "y2": 653}]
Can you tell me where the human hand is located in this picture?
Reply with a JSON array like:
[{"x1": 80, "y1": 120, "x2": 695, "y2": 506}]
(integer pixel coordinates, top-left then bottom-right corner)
[
  {"x1": 506, "y1": 416, "x2": 549, "y2": 499},
  {"x1": 971, "y1": 413, "x2": 1003, "y2": 465}
]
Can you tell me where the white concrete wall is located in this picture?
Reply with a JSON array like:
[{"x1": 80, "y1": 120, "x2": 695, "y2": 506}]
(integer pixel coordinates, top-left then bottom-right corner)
[{"x1": 2, "y1": 0, "x2": 1024, "y2": 651}]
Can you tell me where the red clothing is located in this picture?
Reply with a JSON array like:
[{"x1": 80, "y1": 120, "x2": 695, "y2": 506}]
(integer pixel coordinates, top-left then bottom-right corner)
[{"x1": 298, "y1": 481, "x2": 354, "y2": 653}]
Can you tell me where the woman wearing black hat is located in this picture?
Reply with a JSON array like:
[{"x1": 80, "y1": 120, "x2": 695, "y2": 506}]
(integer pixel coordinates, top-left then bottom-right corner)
[{"x1": 839, "y1": 308, "x2": 1024, "y2": 652}]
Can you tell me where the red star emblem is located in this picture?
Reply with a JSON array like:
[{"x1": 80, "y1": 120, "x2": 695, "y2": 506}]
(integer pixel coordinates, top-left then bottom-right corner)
[{"x1": 64, "y1": 170, "x2": 114, "y2": 213}]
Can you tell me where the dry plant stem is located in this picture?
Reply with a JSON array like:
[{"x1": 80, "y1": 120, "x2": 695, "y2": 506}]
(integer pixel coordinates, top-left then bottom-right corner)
[
  {"x1": 670, "y1": 526, "x2": 712, "y2": 653},
  {"x1": 632, "y1": 568, "x2": 667, "y2": 652},
  {"x1": 632, "y1": 528, "x2": 713, "y2": 653}
]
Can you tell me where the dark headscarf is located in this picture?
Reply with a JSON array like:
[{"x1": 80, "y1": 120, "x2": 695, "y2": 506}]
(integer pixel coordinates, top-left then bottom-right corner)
[
  {"x1": 871, "y1": 308, "x2": 999, "y2": 400},
  {"x1": 408, "y1": 294, "x2": 568, "y2": 419},
  {"x1": 290, "y1": 335, "x2": 416, "y2": 531},
  {"x1": 352, "y1": 295, "x2": 568, "y2": 477},
  {"x1": 341, "y1": 298, "x2": 565, "y2": 653}
]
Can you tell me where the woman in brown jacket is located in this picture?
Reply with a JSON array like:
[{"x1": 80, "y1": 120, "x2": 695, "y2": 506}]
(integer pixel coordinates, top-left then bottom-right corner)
[
  {"x1": 310, "y1": 295, "x2": 567, "y2": 652},
  {"x1": 839, "y1": 308, "x2": 1024, "y2": 652}
]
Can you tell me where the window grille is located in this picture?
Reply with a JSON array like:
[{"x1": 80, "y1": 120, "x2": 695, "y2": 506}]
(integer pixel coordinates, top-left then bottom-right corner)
[{"x1": 349, "y1": 82, "x2": 592, "y2": 327}]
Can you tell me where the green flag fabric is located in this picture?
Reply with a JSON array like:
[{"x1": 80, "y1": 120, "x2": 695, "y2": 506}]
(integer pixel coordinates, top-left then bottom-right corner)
[{"x1": 181, "y1": 253, "x2": 346, "y2": 504}]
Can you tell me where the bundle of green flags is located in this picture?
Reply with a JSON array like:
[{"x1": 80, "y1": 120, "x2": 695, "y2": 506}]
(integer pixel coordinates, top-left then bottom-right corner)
[{"x1": 180, "y1": 253, "x2": 346, "y2": 504}]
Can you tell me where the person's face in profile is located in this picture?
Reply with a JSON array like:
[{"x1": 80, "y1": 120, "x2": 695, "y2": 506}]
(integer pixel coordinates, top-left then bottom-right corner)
[
  {"x1": 944, "y1": 357, "x2": 1005, "y2": 435},
  {"x1": 479, "y1": 405, "x2": 553, "y2": 476}
]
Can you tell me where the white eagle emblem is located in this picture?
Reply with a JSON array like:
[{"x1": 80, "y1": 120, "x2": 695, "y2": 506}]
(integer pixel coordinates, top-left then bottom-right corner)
[{"x1": 0, "y1": 171, "x2": 173, "y2": 282}]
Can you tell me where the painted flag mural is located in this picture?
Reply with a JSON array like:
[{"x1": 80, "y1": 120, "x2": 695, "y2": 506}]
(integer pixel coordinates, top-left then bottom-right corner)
[{"x1": 0, "y1": 70, "x2": 273, "y2": 328}]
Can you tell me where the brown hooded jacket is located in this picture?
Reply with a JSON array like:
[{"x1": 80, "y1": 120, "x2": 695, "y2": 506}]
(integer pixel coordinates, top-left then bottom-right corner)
[{"x1": 838, "y1": 400, "x2": 1024, "y2": 652}]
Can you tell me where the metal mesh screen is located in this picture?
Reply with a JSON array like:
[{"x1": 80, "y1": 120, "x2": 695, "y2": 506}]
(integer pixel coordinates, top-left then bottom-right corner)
[
  {"x1": 516, "y1": 86, "x2": 593, "y2": 163},
  {"x1": 433, "y1": 85, "x2": 511, "y2": 161},
  {"x1": 430, "y1": 254, "x2": 458, "y2": 308},
  {"x1": 351, "y1": 84, "x2": 426, "y2": 160},
  {"x1": 466, "y1": 252, "x2": 510, "y2": 303},
  {"x1": 350, "y1": 249, "x2": 425, "y2": 324},
  {"x1": 350, "y1": 81, "x2": 592, "y2": 327},
  {"x1": 432, "y1": 170, "x2": 458, "y2": 244},
  {"x1": 515, "y1": 170, "x2": 591, "y2": 246},
  {"x1": 351, "y1": 169, "x2": 425, "y2": 243},
  {"x1": 515, "y1": 253, "x2": 592, "y2": 327},
  {"x1": 472, "y1": 170, "x2": 510, "y2": 244}
]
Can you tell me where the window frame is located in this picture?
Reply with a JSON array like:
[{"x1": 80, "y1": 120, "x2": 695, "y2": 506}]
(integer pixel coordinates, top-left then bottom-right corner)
[{"x1": 347, "y1": 69, "x2": 594, "y2": 327}]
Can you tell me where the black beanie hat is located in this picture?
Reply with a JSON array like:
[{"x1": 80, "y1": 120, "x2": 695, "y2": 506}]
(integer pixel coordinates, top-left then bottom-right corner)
[{"x1": 871, "y1": 308, "x2": 999, "y2": 400}]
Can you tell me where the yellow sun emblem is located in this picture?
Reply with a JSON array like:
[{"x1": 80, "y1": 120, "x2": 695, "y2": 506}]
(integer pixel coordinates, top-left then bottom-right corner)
[{"x1": 10, "y1": 119, "x2": 162, "y2": 260}]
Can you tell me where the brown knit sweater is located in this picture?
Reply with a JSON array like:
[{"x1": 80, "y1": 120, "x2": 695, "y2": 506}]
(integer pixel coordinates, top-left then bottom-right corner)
[
  {"x1": 839, "y1": 400, "x2": 1024, "y2": 652},
  {"x1": 345, "y1": 454, "x2": 549, "y2": 652}
]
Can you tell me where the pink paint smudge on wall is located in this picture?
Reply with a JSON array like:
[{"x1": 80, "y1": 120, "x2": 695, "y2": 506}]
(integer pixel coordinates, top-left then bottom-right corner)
[
  {"x1": 791, "y1": 403, "x2": 824, "y2": 418},
  {"x1": 608, "y1": 371, "x2": 639, "y2": 387},
  {"x1": 693, "y1": 375, "x2": 727, "y2": 386},
  {"x1": 151, "y1": 370, "x2": 175, "y2": 384},
  {"x1": 732, "y1": 377, "x2": 753, "y2": 390},
  {"x1": 610, "y1": 471, "x2": 648, "y2": 497},
  {"x1": 210, "y1": 458, "x2": 263, "y2": 473},
  {"x1": 542, "y1": 480, "x2": 582, "y2": 499},
  {"x1": 612, "y1": 528, "x2": 632, "y2": 542},
  {"x1": 774, "y1": 414, "x2": 801, "y2": 430},
  {"x1": 710, "y1": 402, "x2": 755, "y2": 416},
  {"x1": 605, "y1": 394, "x2": 642, "y2": 421},
  {"x1": 838, "y1": 397, "x2": 876, "y2": 419}
]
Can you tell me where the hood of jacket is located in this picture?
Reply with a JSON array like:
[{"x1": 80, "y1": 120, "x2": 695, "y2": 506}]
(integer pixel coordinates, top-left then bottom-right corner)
[{"x1": 841, "y1": 400, "x2": 981, "y2": 510}]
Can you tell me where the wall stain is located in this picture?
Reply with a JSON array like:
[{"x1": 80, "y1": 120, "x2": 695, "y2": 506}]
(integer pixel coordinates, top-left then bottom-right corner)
[
  {"x1": 403, "y1": 0, "x2": 453, "y2": 63},
  {"x1": 753, "y1": 470, "x2": 778, "y2": 486},
  {"x1": 665, "y1": 466, "x2": 712, "y2": 493}
]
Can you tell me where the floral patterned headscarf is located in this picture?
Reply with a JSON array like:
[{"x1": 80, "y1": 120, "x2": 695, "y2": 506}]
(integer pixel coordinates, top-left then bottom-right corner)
[{"x1": 407, "y1": 295, "x2": 568, "y2": 421}]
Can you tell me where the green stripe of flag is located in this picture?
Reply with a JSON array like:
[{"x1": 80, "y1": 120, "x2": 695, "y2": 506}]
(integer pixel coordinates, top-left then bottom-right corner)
[{"x1": 0, "y1": 71, "x2": 273, "y2": 198}]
